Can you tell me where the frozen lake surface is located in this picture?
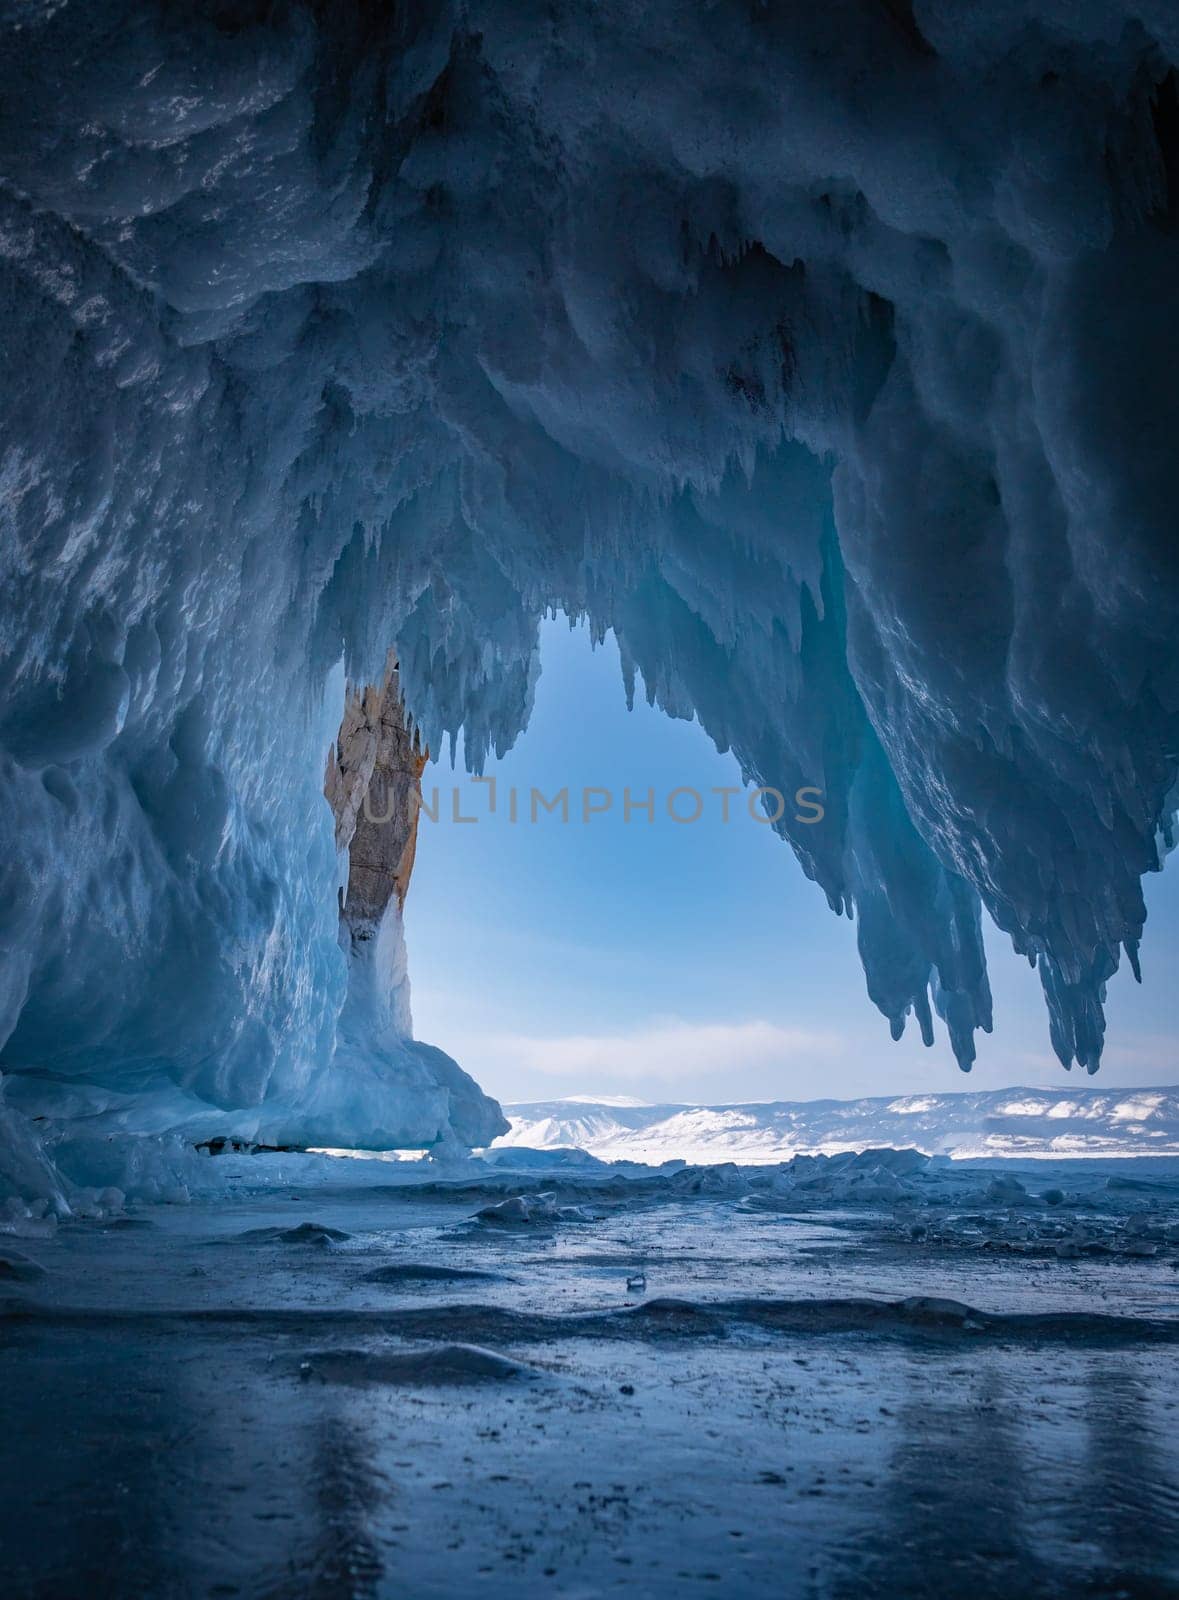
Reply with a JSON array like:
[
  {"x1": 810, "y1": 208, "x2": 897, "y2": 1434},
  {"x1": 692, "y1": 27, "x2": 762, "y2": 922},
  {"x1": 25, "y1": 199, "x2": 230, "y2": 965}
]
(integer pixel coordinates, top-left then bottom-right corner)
[{"x1": 4, "y1": 1150, "x2": 1179, "y2": 1597}]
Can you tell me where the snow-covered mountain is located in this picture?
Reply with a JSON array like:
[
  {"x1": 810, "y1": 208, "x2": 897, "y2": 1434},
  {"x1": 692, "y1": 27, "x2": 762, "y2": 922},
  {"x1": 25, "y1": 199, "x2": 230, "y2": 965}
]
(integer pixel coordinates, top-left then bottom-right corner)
[{"x1": 495, "y1": 1086, "x2": 1179, "y2": 1163}]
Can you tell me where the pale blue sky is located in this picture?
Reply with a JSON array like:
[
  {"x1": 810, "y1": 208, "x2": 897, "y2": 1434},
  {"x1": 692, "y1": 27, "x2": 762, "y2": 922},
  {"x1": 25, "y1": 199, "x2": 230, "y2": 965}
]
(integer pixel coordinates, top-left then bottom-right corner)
[{"x1": 407, "y1": 616, "x2": 1178, "y2": 1106}]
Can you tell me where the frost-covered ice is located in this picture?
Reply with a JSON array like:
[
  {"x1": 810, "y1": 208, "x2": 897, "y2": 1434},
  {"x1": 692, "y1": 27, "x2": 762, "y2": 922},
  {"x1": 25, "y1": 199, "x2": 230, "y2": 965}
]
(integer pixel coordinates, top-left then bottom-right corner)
[
  {"x1": 2, "y1": 2, "x2": 1179, "y2": 1182},
  {"x1": 3, "y1": 1147, "x2": 1179, "y2": 1597}
]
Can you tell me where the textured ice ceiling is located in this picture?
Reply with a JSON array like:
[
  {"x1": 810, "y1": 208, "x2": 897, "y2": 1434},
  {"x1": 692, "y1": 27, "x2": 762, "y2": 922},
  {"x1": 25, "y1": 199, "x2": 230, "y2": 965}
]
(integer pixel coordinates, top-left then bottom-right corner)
[{"x1": 1, "y1": 0, "x2": 1178, "y2": 1156}]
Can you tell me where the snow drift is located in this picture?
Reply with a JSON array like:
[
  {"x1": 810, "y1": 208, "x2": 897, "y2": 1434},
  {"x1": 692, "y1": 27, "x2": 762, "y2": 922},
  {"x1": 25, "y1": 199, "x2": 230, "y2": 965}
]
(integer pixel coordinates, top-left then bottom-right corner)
[{"x1": 1, "y1": 1, "x2": 1178, "y2": 1171}]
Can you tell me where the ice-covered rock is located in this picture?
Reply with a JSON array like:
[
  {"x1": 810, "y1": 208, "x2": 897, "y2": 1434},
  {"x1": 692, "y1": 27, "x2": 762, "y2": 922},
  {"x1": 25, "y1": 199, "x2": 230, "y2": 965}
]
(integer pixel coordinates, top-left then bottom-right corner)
[{"x1": 474, "y1": 1191, "x2": 596, "y2": 1225}]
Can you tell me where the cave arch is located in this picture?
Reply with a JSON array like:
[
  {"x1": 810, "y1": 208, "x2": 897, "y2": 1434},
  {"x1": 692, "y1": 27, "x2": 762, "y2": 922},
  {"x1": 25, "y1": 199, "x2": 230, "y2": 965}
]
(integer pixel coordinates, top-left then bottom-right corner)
[{"x1": 1, "y1": 0, "x2": 1177, "y2": 1171}]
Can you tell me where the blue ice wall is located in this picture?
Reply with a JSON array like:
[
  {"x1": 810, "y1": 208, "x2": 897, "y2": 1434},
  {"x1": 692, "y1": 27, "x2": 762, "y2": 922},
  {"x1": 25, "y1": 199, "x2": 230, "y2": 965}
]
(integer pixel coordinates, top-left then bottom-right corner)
[{"x1": 0, "y1": 0, "x2": 1177, "y2": 1155}]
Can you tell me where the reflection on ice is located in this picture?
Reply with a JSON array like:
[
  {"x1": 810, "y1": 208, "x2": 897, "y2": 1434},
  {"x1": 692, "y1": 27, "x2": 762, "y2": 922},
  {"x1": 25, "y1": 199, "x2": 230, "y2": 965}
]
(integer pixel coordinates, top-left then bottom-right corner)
[{"x1": 2, "y1": 1149, "x2": 1179, "y2": 1596}]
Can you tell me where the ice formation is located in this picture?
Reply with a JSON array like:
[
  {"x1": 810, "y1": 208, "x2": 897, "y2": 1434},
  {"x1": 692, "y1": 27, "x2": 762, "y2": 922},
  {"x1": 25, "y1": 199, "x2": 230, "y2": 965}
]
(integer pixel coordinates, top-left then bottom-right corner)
[
  {"x1": 1, "y1": 1, "x2": 1178, "y2": 1179},
  {"x1": 322, "y1": 657, "x2": 507, "y2": 1150}
]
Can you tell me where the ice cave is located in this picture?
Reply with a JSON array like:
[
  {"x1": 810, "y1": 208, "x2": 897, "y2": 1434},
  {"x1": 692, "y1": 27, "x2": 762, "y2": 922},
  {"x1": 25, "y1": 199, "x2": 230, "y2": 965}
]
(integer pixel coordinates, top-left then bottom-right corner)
[{"x1": 2, "y1": 3, "x2": 1179, "y2": 1596}]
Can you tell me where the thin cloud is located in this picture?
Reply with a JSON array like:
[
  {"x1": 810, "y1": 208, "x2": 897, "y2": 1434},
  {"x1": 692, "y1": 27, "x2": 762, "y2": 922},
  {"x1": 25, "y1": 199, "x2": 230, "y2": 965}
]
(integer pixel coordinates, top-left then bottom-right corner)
[{"x1": 485, "y1": 1018, "x2": 843, "y2": 1087}]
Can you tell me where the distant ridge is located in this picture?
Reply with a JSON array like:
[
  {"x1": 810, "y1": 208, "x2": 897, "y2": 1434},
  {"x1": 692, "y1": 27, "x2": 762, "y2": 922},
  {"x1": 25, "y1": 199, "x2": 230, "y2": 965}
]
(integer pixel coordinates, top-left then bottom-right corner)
[{"x1": 494, "y1": 1085, "x2": 1179, "y2": 1163}]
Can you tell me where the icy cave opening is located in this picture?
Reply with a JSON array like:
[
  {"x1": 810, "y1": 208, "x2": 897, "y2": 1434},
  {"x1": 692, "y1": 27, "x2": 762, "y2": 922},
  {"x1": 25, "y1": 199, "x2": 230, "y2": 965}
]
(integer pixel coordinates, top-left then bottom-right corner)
[
  {"x1": 2, "y1": 0, "x2": 1179, "y2": 1210},
  {"x1": 408, "y1": 616, "x2": 1179, "y2": 1112}
]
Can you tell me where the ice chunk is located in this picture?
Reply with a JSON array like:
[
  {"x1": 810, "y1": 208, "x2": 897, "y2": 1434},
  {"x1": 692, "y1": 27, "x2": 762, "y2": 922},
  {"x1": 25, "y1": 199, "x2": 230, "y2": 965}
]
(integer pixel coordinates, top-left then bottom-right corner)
[
  {"x1": 299, "y1": 1345, "x2": 540, "y2": 1386},
  {"x1": 361, "y1": 1263, "x2": 507, "y2": 1285},
  {"x1": 669, "y1": 1163, "x2": 751, "y2": 1196},
  {"x1": 985, "y1": 1175, "x2": 1033, "y2": 1207},
  {"x1": 236, "y1": 1222, "x2": 351, "y2": 1246},
  {"x1": 474, "y1": 1192, "x2": 596, "y2": 1226}
]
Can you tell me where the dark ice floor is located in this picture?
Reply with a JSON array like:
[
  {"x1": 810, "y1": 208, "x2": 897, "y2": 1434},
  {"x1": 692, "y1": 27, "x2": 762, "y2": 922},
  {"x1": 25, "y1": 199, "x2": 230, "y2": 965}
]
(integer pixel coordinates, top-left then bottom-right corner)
[{"x1": 3, "y1": 1154, "x2": 1179, "y2": 1599}]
